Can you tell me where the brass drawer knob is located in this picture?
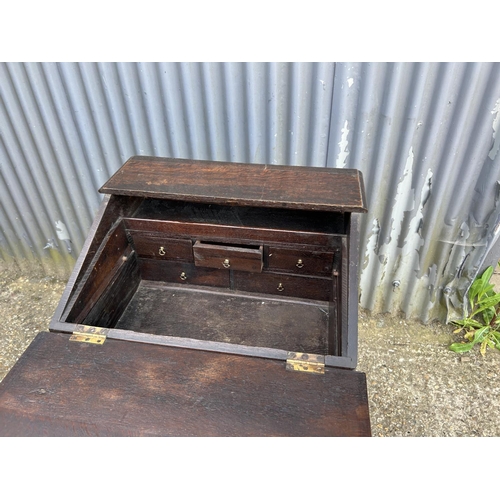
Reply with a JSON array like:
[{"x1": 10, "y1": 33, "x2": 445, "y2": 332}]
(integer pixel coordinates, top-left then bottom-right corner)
[
  {"x1": 296, "y1": 259, "x2": 304, "y2": 268},
  {"x1": 158, "y1": 246, "x2": 166, "y2": 256},
  {"x1": 180, "y1": 272, "x2": 187, "y2": 281},
  {"x1": 277, "y1": 283, "x2": 284, "y2": 292},
  {"x1": 222, "y1": 258, "x2": 231, "y2": 268}
]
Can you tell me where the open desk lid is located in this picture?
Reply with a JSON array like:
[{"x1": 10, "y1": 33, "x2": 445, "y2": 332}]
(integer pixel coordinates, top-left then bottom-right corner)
[
  {"x1": 99, "y1": 156, "x2": 368, "y2": 213},
  {"x1": 0, "y1": 332, "x2": 371, "y2": 436}
]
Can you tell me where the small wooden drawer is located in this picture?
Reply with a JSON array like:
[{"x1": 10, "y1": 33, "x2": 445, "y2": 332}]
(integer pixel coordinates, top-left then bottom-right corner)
[
  {"x1": 193, "y1": 241, "x2": 263, "y2": 273},
  {"x1": 128, "y1": 231, "x2": 193, "y2": 261},
  {"x1": 233, "y1": 271, "x2": 332, "y2": 301},
  {"x1": 266, "y1": 246, "x2": 334, "y2": 276},
  {"x1": 140, "y1": 260, "x2": 230, "y2": 287}
]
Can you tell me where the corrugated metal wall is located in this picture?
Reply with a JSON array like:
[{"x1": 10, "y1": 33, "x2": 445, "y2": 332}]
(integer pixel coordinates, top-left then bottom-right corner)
[
  {"x1": 330, "y1": 62, "x2": 500, "y2": 322},
  {"x1": 1, "y1": 62, "x2": 500, "y2": 322}
]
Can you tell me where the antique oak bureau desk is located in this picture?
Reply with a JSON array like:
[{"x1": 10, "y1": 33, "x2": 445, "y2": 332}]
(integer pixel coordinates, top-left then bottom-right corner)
[{"x1": 0, "y1": 156, "x2": 371, "y2": 436}]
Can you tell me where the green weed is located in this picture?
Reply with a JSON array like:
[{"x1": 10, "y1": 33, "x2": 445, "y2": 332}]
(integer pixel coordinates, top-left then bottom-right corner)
[{"x1": 450, "y1": 265, "x2": 500, "y2": 356}]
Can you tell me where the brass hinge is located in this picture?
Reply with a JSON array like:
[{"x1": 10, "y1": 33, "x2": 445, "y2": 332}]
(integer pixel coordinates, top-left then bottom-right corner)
[
  {"x1": 70, "y1": 325, "x2": 107, "y2": 344},
  {"x1": 286, "y1": 352, "x2": 325, "y2": 374}
]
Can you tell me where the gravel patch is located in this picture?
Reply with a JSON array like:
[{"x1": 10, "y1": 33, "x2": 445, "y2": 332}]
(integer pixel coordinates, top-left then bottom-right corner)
[
  {"x1": 1, "y1": 267, "x2": 499, "y2": 437},
  {"x1": 357, "y1": 311, "x2": 500, "y2": 437},
  {"x1": 0, "y1": 268, "x2": 66, "y2": 382}
]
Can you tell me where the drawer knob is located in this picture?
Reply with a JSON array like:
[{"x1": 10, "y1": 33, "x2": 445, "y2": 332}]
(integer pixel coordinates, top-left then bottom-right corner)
[
  {"x1": 180, "y1": 272, "x2": 187, "y2": 281},
  {"x1": 222, "y1": 258, "x2": 231, "y2": 268},
  {"x1": 158, "y1": 246, "x2": 166, "y2": 256},
  {"x1": 277, "y1": 283, "x2": 284, "y2": 292},
  {"x1": 296, "y1": 259, "x2": 304, "y2": 268}
]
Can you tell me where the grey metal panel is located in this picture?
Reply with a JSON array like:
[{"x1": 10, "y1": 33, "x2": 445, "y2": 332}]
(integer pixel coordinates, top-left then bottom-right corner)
[
  {"x1": 328, "y1": 62, "x2": 500, "y2": 322},
  {"x1": 2, "y1": 61, "x2": 500, "y2": 322},
  {"x1": 0, "y1": 62, "x2": 335, "y2": 279}
]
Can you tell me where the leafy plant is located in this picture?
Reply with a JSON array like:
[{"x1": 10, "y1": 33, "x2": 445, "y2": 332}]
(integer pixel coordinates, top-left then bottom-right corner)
[{"x1": 450, "y1": 265, "x2": 500, "y2": 355}]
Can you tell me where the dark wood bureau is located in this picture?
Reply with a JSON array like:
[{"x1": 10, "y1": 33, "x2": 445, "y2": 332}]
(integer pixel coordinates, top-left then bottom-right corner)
[{"x1": 0, "y1": 156, "x2": 371, "y2": 436}]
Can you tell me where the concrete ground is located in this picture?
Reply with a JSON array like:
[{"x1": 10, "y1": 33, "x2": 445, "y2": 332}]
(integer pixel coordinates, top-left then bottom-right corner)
[{"x1": 1, "y1": 266, "x2": 499, "y2": 437}]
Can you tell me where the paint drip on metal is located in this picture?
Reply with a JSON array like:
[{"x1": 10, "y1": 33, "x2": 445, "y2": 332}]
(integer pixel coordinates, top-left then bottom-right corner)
[
  {"x1": 335, "y1": 120, "x2": 349, "y2": 168},
  {"x1": 55, "y1": 220, "x2": 72, "y2": 254},
  {"x1": 360, "y1": 147, "x2": 436, "y2": 317},
  {"x1": 488, "y1": 98, "x2": 500, "y2": 160}
]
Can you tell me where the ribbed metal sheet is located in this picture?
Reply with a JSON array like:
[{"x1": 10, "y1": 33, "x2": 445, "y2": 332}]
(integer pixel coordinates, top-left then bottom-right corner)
[
  {"x1": 1, "y1": 61, "x2": 500, "y2": 322},
  {"x1": 0, "y1": 62, "x2": 335, "y2": 278},
  {"x1": 328, "y1": 62, "x2": 500, "y2": 322}
]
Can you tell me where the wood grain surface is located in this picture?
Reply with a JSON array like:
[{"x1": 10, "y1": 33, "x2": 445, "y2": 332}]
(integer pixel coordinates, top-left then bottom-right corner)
[
  {"x1": 115, "y1": 282, "x2": 330, "y2": 354},
  {"x1": 0, "y1": 332, "x2": 371, "y2": 437},
  {"x1": 99, "y1": 156, "x2": 368, "y2": 212}
]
